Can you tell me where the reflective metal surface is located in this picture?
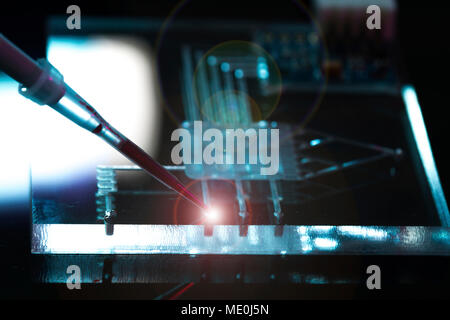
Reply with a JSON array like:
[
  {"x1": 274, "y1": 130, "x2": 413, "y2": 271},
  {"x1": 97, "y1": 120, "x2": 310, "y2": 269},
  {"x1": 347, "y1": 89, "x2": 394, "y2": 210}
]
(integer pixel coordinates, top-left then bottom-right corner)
[{"x1": 32, "y1": 224, "x2": 450, "y2": 255}]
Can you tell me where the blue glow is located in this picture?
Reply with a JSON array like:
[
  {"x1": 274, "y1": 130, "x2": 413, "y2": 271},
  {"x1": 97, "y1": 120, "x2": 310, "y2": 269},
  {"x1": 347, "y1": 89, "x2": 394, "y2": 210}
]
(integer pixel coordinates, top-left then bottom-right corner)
[
  {"x1": 258, "y1": 120, "x2": 268, "y2": 128},
  {"x1": 257, "y1": 58, "x2": 269, "y2": 80},
  {"x1": 402, "y1": 85, "x2": 450, "y2": 226},
  {"x1": 234, "y1": 68, "x2": 244, "y2": 79},
  {"x1": 257, "y1": 65, "x2": 269, "y2": 79},
  {"x1": 310, "y1": 139, "x2": 322, "y2": 146},
  {"x1": 305, "y1": 276, "x2": 327, "y2": 284},
  {"x1": 221, "y1": 62, "x2": 230, "y2": 72},
  {"x1": 207, "y1": 55, "x2": 217, "y2": 66},
  {"x1": 432, "y1": 229, "x2": 450, "y2": 242}
]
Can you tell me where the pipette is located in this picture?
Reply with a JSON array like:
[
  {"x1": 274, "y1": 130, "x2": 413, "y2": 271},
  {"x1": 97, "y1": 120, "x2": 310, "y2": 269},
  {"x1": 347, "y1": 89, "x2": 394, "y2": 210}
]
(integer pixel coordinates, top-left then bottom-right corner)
[{"x1": 0, "y1": 33, "x2": 208, "y2": 212}]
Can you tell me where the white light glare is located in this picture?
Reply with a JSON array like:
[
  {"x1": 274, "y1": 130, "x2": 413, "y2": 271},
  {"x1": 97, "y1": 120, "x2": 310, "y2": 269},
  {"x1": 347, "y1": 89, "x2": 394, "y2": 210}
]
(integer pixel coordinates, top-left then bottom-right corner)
[
  {"x1": 204, "y1": 207, "x2": 220, "y2": 223},
  {"x1": 31, "y1": 36, "x2": 160, "y2": 185}
]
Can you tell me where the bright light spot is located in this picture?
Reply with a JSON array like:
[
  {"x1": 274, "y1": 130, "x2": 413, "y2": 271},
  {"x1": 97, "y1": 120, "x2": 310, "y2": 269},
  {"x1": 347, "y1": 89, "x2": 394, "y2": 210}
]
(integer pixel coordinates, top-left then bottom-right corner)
[
  {"x1": 189, "y1": 248, "x2": 199, "y2": 255},
  {"x1": 300, "y1": 235, "x2": 310, "y2": 242},
  {"x1": 313, "y1": 226, "x2": 334, "y2": 232},
  {"x1": 297, "y1": 226, "x2": 307, "y2": 234},
  {"x1": 42, "y1": 224, "x2": 187, "y2": 254},
  {"x1": 339, "y1": 226, "x2": 388, "y2": 240},
  {"x1": 313, "y1": 237, "x2": 338, "y2": 250},
  {"x1": 31, "y1": 36, "x2": 161, "y2": 185},
  {"x1": 401, "y1": 227, "x2": 426, "y2": 246},
  {"x1": 204, "y1": 207, "x2": 220, "y2": 223},
  {"x1": 402, "y1": 85, "x2": 450, "y2": 225},
  {"x1": 257, "y1": 67, "x2": 269, "y2": 79},
  {"x1": 248, "y1": 226, "x2": 259, "y2": 245},
  {"x1": 257, "y1": 58, "x2": 269, "y2": 80},
  {"x1": 258, "y1": 120, "x2": 268, "y2": 128},
  {"x1": 0, "y1": 77, "x2": 33, "y2": 206}
]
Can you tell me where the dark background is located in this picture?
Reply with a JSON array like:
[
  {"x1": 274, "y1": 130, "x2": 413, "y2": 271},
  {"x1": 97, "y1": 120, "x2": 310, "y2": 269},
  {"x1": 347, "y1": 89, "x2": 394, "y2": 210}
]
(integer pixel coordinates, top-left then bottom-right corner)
[
  {"x1": 0, "y1": 0, "x2": 449, "y2": 299},
  {"x1": 1, "y1": 0, "x2": 448, "y2": 193}
]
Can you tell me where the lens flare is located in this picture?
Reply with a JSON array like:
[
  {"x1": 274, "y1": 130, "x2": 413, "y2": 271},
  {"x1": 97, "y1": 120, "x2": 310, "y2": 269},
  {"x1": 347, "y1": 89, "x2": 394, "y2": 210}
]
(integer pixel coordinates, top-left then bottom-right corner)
[{"x1": 204, "y1": 207, "x2": 220, "y2": 223}]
